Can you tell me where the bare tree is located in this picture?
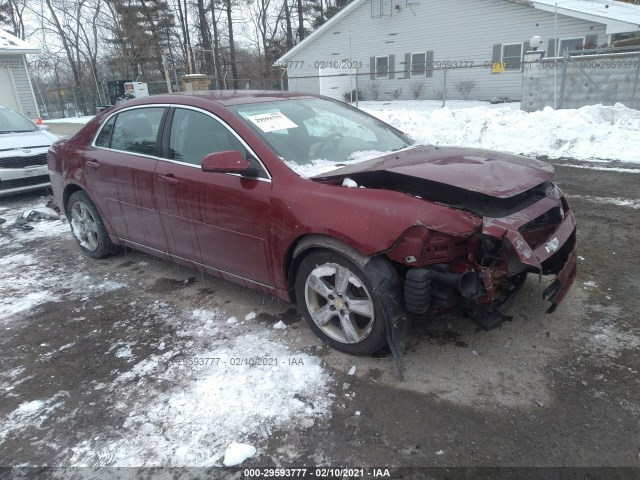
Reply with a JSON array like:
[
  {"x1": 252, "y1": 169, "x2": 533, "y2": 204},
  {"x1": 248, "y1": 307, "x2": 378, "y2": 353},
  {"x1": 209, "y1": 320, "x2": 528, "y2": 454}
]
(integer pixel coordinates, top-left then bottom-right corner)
[
  {"x1": 220, "y1": 0, "x2": 238, "y2": 89},
  {"x1": 30, "y1": 0, "x2": 88, "y2": 112},
  {"x1": 410, "y1": 80, "x2": 425, "y2": 100},
  {"x1": 210, "y1": 1, "x2": 223, "y2": 87},
  {"x1": 282, "y1": 0, "x2": 293, "y2": 49},
  {"x1": 455, "y1": 80, "x2": 476, "y2": 100},
  {"x1": 367, "y1": 81, "x2": 381, "y2": 101},
  {"x1": 195, "y1": 0, "x2": 213, "y2": 75},
  {"x1": 173, "y1": 0, "x2": 193, "y2": 73},
  {"x1": 247, "y1": 0, "x2": 286, "y2": 79},
  {"x1": 296, "y1": 0, "x2": 303, "y2": 41},
  {"x1": 0, "y1": 0, "x2": 27, "y2": 39}
]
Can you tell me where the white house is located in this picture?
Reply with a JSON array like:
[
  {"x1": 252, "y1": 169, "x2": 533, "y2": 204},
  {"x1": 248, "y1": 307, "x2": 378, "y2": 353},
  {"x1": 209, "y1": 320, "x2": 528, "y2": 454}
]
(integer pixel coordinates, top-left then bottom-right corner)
[
  {"x1": 0, "y1": 30, "x2": 40, "y2": 118},
  {"x1": 276, "y1": 0, "x2": 640, "y2": 102}
]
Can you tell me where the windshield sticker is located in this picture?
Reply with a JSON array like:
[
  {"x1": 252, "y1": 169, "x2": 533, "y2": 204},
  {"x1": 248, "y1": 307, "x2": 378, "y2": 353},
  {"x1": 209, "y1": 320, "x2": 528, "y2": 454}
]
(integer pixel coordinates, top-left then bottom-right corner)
[{"x1": 247, "y1": 112, "x2": 298, "y2": 132}]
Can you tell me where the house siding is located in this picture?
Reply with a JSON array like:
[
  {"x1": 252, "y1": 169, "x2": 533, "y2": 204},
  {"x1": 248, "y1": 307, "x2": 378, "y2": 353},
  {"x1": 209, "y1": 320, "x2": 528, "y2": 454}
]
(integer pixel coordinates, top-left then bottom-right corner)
[
  {"x1": 284, "y1": 0, "x2": 608, "y2": 101},
  {"x1": 0, "y1": 53, "x2": 39, "y2": 117}
]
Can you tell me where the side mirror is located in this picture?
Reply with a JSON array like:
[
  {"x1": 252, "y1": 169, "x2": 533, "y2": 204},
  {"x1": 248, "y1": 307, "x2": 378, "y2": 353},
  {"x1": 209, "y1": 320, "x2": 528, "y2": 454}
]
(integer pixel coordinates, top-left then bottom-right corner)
[{"x1": 201, "y1": 150, "x2": 250, "y2": 173}]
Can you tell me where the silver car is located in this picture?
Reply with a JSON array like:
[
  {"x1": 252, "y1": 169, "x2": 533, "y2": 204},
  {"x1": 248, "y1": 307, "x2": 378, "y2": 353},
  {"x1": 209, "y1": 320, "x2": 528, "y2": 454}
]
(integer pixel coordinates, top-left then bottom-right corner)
[{"x1": 0, "y1": 105, "x2": 58, "y2": 196}]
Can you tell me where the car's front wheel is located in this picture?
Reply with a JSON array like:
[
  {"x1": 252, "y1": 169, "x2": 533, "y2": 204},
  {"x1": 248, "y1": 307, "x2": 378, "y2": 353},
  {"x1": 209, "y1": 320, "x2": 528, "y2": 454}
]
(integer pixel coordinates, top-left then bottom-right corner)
[
  {"x1": 295, "y1": 250, "x2": 388, "y2": 355},
  {"x1": 67, "y1": 190, "x2": 117, "y2": 259}
]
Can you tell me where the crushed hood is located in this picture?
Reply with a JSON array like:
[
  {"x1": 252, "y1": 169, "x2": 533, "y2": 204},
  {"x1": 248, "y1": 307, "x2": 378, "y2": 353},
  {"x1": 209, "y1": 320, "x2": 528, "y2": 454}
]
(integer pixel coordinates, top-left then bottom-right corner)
[{"x1": 314, "y1": 145, "x2": 555, "y2": 199}]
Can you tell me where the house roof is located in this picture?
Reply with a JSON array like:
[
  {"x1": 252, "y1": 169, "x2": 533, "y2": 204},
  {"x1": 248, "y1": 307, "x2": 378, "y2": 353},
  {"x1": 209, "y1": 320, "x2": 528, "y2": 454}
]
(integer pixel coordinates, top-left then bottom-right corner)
[
  {"x1": 533, "y1": 0, "x2": 640, "y2": 34},
  {"x1": 0, "y1": 30, "x2": 39, "y2": 55},
  {"x1": 276, "y1": 0, "x2": 640, "y2": 63},
  {"x1": 276, "y1": 0, "x2": 365, "y2": 64}
]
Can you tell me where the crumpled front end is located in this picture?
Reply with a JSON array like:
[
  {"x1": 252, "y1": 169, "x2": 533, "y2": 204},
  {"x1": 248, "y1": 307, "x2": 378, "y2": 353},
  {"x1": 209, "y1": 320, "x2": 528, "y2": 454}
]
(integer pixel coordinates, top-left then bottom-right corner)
[
  {"x1": 481, "y1": 183, "x2": 577, "y2": 313},
  {"x1": 388, "y1": 182, "x2": 577, "y2": 327}
]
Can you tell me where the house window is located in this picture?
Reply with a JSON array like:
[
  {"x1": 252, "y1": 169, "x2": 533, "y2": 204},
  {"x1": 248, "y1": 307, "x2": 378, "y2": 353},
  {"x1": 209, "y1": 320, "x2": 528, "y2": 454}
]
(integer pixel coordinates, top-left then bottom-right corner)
[
  {"x1": 558, "y1": 37, "x2": 584, "y2": 56},
  {"x1": 375, "y1": 56, "x2": 389, "y2": 78},
  {"x1": 411, "y1": 52, "x2": 426, "y2": 76},
  {"x1": 502, "y1": 43, "x2": 523, "y2": 70}
]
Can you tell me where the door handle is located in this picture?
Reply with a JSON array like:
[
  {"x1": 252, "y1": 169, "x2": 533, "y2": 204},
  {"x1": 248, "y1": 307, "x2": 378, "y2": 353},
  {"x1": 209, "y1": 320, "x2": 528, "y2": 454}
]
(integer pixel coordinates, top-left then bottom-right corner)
[
  {"x1": 86, "y1": 160, "x2": 100, "y2": 169},
  {"x1": 157, "y1": 174, "x2": 180, "y2": 185}
]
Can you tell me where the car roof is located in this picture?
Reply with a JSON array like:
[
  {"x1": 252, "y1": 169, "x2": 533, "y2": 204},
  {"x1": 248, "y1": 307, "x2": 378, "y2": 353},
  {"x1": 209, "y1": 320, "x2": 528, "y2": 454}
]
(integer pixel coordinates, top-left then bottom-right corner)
[{"x1": 134, "y1": 90, "x2": 320, "y2": 108}]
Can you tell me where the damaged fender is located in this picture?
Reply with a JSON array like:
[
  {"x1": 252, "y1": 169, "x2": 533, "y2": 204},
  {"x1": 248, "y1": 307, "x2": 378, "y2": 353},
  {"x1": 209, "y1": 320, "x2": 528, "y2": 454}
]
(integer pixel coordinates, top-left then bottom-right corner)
[{"x1": 363, "y1": 256, "x2": 409, "y2": 380}]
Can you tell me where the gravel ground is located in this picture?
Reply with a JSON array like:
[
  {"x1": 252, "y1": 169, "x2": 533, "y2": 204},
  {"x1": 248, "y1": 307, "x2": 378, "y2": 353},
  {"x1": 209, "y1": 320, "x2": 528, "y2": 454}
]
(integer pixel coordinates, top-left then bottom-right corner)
[{"x1": 1, "y1": 123, "x2": 639, "y2": 475}]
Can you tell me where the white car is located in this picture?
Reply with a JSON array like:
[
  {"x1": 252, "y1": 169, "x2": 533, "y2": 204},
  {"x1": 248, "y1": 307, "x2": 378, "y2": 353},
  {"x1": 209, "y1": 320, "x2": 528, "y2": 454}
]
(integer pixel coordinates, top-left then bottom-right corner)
[{"x1": 0, "y1": 105, "x2": 58, "y2": 196}]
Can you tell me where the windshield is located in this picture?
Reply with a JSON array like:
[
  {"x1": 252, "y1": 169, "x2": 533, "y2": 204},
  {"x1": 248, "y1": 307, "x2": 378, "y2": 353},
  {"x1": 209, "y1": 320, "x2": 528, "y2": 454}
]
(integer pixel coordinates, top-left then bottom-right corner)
[
  {"x1": 0, "y1": 108, "x2": 38, "y2": 134},
  {"x1": 230, "y1": 98, "x2": 414, "y2": 177}
]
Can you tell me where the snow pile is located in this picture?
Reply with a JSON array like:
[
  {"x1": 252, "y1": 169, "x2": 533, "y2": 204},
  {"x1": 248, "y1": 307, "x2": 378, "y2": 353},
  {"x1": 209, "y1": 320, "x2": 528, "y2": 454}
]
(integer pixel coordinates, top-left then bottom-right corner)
[
  {"x1": 342, "y1": 178, "x2": 358, "y2": 188},
  {"x1": 366, "y1": 102, "x2": 640, "y2": 163},
  {"x1": 223, "y1": 442, "x2": 257, "y2": 466},
  {"x1": 68, "y1": 316, "x2": 332, "y2": 466},
  {"x1": 283, "y1": 149, "x2": 401, "y2": 178}
]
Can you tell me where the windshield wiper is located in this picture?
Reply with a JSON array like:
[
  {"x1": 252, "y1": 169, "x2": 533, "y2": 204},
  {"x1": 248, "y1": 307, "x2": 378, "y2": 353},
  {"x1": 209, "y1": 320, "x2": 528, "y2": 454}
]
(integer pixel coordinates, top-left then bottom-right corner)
[{"x1": 0, "y1": 130, "x2": 36, "y2": 134}]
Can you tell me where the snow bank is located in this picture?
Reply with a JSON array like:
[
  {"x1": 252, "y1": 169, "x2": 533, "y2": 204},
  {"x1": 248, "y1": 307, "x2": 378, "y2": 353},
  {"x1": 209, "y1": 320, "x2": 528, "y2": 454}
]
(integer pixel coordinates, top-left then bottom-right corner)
[
  {"x1": 366, "y1": 102, "x2": 640, "y2": 163},
  {"x1": 68, "y1": 321, "x2": 332, "y2": 466}
]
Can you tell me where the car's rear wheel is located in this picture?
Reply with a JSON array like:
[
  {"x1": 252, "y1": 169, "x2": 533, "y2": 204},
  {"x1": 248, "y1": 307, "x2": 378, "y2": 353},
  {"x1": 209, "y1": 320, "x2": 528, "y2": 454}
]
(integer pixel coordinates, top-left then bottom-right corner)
[
  {"x1": 67, "y1": 190, "x2": 117, "y2": 259},
  {"x1": 295, "y1": 250, "x2": 388, "y2": 355}
]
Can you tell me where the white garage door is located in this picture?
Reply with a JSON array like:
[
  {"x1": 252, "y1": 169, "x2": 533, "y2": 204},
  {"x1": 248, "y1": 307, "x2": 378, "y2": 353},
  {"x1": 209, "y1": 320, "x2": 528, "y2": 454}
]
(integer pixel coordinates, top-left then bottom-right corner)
[
  {"x1": 319, "y1": 68, "x2": 355, "y2": 101},
  {"x1": 0, "y1": 68, "x2": 20, "y2": 111}
]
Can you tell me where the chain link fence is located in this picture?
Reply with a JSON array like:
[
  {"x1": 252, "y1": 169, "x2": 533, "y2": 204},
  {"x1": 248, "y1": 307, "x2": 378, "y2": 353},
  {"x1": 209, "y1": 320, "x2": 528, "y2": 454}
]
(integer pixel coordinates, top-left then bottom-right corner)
[
  {"x1": 35, "y1": 85, "x2": 104, "y2": 120},
  {"x1": 288, "y1": 63, "x2": 524, "y2": 114},
  {"x1": 522, "y1": 46, "x2": 640, "y2": 112},
  {"x1": 34, "y1": 77, "x2": 288, "y2": 120},
  {"x1": 286, "y1": 47, "x2": 640, "y2": 114}
]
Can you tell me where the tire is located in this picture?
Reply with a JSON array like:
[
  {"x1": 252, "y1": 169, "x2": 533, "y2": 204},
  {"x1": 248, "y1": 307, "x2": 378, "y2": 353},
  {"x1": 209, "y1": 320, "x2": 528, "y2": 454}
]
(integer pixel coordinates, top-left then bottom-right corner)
[
  {"x1": 67, "y1": 190, "x2": 118, "y2": 259},
  {"x1": 295, "y1": 250, "x2": 388, "y2": 355}
]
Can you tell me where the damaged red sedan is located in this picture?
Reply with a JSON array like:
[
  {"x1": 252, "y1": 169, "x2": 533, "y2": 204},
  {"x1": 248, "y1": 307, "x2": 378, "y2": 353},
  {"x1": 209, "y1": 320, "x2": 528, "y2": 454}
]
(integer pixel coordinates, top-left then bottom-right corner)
[{"x1": 48, "y1": 91, "x2": 577, "y2": 357}]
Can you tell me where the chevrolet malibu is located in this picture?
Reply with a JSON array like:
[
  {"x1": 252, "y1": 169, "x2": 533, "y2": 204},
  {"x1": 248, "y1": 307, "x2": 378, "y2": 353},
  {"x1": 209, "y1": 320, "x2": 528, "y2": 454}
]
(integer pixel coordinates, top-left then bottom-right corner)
[{"x1": 48, "y1": 91, "x2": 577, "y2": 356}]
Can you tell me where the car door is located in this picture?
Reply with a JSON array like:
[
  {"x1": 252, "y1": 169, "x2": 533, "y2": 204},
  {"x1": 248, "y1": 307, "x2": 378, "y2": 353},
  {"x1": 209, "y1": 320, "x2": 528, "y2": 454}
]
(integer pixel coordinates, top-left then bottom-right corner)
[
  {"x1": 83, "y1": 106, "x2": 168, "y2": 250},
  {"x1": 154, "y1": 106, "x2": 273, "y2": 285}
]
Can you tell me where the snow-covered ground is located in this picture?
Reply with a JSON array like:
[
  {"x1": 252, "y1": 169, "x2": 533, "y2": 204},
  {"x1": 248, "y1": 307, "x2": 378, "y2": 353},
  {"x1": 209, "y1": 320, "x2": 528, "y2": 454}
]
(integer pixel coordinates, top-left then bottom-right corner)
[
  {"x1": 0, "y1": 196, "x2": 334, "y2": 467},
  {"x1": 358, "y1": 99, "x2": 522, "y2": 112}
]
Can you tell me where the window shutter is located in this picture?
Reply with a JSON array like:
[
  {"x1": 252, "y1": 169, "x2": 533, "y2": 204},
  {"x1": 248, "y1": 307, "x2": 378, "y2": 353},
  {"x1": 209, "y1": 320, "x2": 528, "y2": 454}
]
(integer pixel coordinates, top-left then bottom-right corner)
[
  {"x1": 389, "y1": 54, "x2": 395, "y2": 79},
  {"x1": 585, "y1": 34, "x2": 598, "y2": 50},
  {"x1": 492, "y1": 44, "x2": 502, "y2": 64},
  {"x1": 370, "y1": 56, "x2": 376, "y2": 79},
  {"x1": 404, "y1": 53, "x2": 410, "y2": 78},
  {"x1": 426, "y1": 50, "x2": 434, "y2": 78},
  {"x1": 547, "y1": 38, "x2": 556, "y2": 57}
]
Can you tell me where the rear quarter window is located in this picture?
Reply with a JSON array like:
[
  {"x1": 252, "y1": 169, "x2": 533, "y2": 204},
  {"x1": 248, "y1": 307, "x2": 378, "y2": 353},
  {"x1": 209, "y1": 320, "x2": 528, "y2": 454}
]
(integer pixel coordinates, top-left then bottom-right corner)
[
  {"x1": 109, "y1": 108, "x2": 165, "y2": 156},
  {"x1": 94, "y1": 116, "x2": 115, "y2": 147}
]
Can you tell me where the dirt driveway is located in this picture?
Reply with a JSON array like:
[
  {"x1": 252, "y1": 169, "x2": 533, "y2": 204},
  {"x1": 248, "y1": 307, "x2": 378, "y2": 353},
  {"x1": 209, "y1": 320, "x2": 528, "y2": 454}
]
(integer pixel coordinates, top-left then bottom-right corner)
[{"x1": 1, "y1": 122, "x2": 639, "y2": 474}]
